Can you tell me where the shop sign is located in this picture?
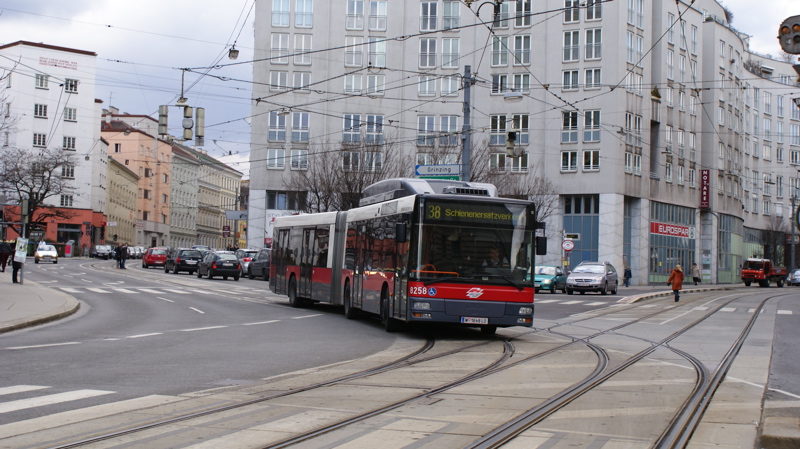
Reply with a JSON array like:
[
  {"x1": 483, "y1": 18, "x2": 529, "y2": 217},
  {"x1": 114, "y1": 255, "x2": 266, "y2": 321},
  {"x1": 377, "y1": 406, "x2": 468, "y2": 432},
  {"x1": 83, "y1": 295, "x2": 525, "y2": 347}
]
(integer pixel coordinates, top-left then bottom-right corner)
[
  {"x1": 650, "y1": 221, "x2": 695, "y2": 238},
  {"x1": 700, "y1": 169, "x2": 710, "y2": 209}
]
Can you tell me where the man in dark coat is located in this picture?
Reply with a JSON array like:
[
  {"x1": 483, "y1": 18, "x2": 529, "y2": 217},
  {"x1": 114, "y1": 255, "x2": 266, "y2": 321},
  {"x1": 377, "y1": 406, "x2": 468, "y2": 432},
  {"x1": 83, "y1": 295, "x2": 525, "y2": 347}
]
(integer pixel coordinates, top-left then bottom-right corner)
[{"x1": 0, "y1": 241, "x2": 12, "y2": 272}]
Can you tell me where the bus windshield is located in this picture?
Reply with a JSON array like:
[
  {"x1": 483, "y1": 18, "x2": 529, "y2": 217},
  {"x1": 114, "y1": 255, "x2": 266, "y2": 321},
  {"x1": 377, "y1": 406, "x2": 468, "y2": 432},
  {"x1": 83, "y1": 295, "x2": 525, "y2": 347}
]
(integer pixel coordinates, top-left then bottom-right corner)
[{"x1": 410, "y1": 200, "x2": 534, "y2": 286}]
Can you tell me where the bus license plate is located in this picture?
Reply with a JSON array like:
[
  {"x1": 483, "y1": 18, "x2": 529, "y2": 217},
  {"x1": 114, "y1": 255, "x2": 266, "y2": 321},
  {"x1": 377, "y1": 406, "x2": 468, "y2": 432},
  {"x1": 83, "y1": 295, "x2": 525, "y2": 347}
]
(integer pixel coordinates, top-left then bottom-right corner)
[{"x1": 461, "y1": 317, "x2": 488, "y2": 325}]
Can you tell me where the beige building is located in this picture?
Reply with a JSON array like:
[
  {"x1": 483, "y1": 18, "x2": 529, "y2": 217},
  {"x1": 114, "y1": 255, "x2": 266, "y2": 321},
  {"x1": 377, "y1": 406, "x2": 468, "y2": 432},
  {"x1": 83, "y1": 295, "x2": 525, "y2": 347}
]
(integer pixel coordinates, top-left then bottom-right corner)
[
  {"x1": 169, "y1": 144, "x2": 200, "y2": 248},
  {"x1": 105, "y1": 155, "x2": 139, "y2": 245},
  {"x1": 194, "y1": 149, "x2": 243, "y2": 249},
  {"x1": 101, "y1": 112, "x2": 172, "y2": 247}
]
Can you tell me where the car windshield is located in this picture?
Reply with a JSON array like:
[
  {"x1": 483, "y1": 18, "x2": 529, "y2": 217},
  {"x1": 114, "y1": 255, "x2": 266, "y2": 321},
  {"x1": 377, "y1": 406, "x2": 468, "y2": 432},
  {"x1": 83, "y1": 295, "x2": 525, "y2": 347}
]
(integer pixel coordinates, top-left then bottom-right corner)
[
  {"x1": 181, "y1": 250, "x2": 202, "y2": 258},
  {"x1": 574, "y1": 265, "x2": 604, "y2": 274},
  {"x1": 241, "y1": 251, "x2": 258, "y2": 258},
  {"x1": 534, "y1": 266, "x2": 556, "y2": 275},
  {"x1": 742, "y1": 260, "x2": 764, "y2": 270},
  {"x1": 217, "y1": 254, "x2": 238, "y2": 261},
  {"x1": 97, "y1": 245, "x2": 110, "y2": 250},
  {"x1": 151, "y1": 249, "x2": 168, "y2": 255},
  {"x1": 39, "y1": 245, "x2": 56, "y2": 252}
]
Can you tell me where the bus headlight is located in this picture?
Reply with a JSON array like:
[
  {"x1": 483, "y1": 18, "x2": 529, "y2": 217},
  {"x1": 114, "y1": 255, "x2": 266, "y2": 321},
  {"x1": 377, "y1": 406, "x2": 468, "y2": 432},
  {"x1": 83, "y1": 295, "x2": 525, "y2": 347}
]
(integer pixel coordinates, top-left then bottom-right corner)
[
  {"x1": 413, "y1": 301, "x2": 431, "y2": 310},
  {"x1": 518, "y1": 306, "x2": 533, "y2": 315}
]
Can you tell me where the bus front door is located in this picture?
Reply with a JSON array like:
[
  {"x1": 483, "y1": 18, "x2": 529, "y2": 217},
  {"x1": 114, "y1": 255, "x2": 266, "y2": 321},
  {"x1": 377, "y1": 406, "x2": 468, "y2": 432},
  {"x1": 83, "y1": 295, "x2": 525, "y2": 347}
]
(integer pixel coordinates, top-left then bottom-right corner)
[
  {"x1": 299, "y1": 228, "x2": 314, "y2": 298},
  {"x1": 352, "y1": 224, "x2": 366, "y2": 310}
]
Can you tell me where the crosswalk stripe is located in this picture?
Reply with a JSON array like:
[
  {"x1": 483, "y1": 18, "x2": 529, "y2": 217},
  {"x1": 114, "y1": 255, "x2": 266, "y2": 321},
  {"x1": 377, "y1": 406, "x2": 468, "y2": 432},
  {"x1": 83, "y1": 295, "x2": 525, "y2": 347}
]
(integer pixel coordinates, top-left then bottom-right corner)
[
  {"x1": 138, "y1": 288, "x2": 164, "y2": 294},
  {"x1": 560, "y1": 300, "x2": 583, "y2": 305},
  {"x1": 585, "y1": 302, "x2": 606, "y2": 306},
  {"x1": 720, "y1": 307, "x2": 737, "y2": 312},
  {"x1": 189, "y1": 289, "x2": 216, "y2": 295},
  {"x1": 59, "y1": 287, "x2": 81, "y2": 293},
  {"x1": 0, "y1": 386, "x2": 49, "y2": 396},
  {"x1": 86, "y1": 288, "x2": 110, "y2": 293},
  {"x1": 0, "y1": 390, "x2": 114, "y2": 414},
  {"x1": 777, "y1": 310, "x2": 793, "y2": 315},
  {"x1": 112, "y1": 288, "x2": 138, "y2": 294},
  {"x1": 0, "y1": 395, "x2": 182, "y2": 439},
  {"x1": 162, "y1": 289, "x2": 191, "y2": 294}
]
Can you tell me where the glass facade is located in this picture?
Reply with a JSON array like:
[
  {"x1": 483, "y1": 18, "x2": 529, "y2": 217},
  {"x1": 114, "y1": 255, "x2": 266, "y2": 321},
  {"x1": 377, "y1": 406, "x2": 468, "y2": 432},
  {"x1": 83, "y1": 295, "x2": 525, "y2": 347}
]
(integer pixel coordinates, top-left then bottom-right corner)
[
  {"x1": 563, "y1": 195, "x2": 599, "y2": 269},
  {"x1": 649, "y1": 202, "x2": 696, "y2": 283}
]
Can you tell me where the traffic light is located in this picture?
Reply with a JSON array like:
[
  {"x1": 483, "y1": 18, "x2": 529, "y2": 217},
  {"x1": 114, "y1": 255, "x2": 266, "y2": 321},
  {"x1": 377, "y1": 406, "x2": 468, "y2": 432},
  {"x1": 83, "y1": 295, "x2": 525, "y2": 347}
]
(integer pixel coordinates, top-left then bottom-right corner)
[
  {"x1": 778, "y1": 15, "x2": 800, "y2": 55},
  {"x1": 113, "y1": 234, "x2": 118, "y2": 241},
  {"x1": 505, "y1": 129, "x2": 521, "y2": 157},
  {"x1": 158, "y1": 105, "x2": 168, "y2": 136}
]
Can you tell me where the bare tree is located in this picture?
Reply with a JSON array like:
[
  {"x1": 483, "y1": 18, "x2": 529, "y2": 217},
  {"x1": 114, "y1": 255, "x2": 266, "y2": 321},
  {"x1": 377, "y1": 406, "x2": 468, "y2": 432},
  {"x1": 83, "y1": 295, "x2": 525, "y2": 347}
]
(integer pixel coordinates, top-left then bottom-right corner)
[
  {"x1": 0, "y1": 147, "x2": 77, "y2": 238},
  {"x1": 761, "y1": 214, "x2": 788, "y2": 262}
]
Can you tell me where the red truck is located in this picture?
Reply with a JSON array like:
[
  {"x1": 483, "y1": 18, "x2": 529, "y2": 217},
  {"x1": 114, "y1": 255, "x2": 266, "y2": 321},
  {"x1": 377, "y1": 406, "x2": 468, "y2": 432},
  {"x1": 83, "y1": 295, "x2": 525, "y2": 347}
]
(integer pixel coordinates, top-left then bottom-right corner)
[{"x1": 741, "y1": 258, "x2": 787, "y2": 287}]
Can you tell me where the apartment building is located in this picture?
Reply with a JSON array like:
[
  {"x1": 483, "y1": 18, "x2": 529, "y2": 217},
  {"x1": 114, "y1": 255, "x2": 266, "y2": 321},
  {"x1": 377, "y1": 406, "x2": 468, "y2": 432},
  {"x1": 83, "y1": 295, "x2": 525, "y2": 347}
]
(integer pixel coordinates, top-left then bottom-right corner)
[
  {"x1": 105, "y1": 156, "x2": 139, "y2": 246},
  {"x1": 248, "y1": 0, "x2": 800, "y2": 284},
  {"x1": 0, "y1": 41, "x2": 108, "y2": 251},
  {"x1": 169, "y1": 143, "x2": 200, "y2": 249}
]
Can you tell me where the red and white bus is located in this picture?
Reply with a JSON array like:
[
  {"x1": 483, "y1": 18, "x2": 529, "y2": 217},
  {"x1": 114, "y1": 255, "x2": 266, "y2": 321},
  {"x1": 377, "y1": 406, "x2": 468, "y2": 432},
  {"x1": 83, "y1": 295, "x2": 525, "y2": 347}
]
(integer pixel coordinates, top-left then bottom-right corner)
[{"x1": 269, "y1": 178, "x2": 544, "y2": 333}]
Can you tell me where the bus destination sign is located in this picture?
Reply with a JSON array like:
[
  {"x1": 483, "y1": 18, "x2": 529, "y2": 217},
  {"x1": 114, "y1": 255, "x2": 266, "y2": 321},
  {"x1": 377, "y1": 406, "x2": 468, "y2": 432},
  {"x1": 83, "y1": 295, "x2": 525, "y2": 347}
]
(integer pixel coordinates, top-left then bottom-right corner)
[{"x1": 424, "y1": 200, "x2": 526, "y2": 227}]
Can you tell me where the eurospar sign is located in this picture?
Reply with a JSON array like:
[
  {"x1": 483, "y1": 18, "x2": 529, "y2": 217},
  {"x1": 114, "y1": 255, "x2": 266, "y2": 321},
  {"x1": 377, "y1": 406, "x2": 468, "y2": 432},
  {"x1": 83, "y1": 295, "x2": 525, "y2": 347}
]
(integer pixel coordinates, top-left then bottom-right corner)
[{"x1": 650, "y1": 221, "x2": 695, "y2": 239}]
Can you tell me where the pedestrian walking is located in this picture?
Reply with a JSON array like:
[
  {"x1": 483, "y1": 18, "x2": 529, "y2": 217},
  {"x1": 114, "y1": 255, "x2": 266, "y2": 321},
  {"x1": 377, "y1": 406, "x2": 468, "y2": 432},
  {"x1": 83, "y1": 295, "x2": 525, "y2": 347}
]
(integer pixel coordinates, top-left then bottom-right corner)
[
  {"x1": 624, "y1": 267, "x2": 632, "y2": 287},
  {"x1": 667, "y1": 264, "x2": 684, "y2": 302},
  {"x1": 692, "y1": 262, "x2": 701, "y2": 285},
  {"x1": 0, "y1": 240, "x2": 12, "y2": 272},
  {"x1": 11, "y1": 260, "x2": 22, "y2": 283},
  {"x1": 120, "y1": 243, "x2": 128, "y2": 269},
  {"x1": 115, "y1": 243, "x2": 122, "y2": 269}
]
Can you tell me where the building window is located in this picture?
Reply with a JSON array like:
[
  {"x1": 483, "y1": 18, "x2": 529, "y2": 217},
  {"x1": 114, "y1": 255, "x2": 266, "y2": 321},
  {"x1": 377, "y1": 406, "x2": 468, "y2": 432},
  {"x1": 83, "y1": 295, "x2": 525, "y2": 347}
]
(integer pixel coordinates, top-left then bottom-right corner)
[
  {"x1": 291, "y1": 149, "x2": 309, "y2": 170},
  {"x1": 563, "y1": 31, "x2": 579, "y2": 62},
  {"x1": 271, "y1": 33, "x2": 289, "y2": 64},
  {"x1": 440, "y1": 115, "x2": 459, "y2": 146},
  {"x1": 442, "y1": 38, "x2": 460, "y2": 68},
  {"x1": 268, "y1": 149, "x2": 286, "y2": 169},
  {"x1": 60, "y1": 195, "x2": 74, "y2": 207},
  {"x1": 294, "y1": 34, "x2": 312, "y2": 65},
  {"x1": 583, "y1": 110, "x2": 600, "y2": 142},
  {"x1": 490, "y1": 153, "x2": 507, "y2": 171},
  {"x1": 561, "y1": 150, "x2": 578, "y2": 172},
  {"x1": 346, "y1": 0, "x2": 364, "y2": 29},
  {"x1": 114, "y1": 143, "x2": 122, "y2": 153},
  {"x1": 34, "y1": 104, "x2": 47, "y2": 118},
  {"x1": 368, "y1": 37, "x2": 386, "y2": 67},
  {"x1": 162, "y1": 193, "x2": 168, "y2": 204},
  {"x1": 364, "y1": 151, "x2": 383, "y2": 171},
  {"x1": 269, "y1": 71, "x2": 288, "y2": 91},
  {"x1": 344, "y1": 114, "x2": 361, "y2": 143},
  {"x1": 417, "y1": 115, "x2": 436, "y2": 146},
  {"x1": 562, "y1": 70, "x2": 578, "y2": 90},
  {"x1": 295, "y1": 0, "x2": 313, "y2": 27},
  {"x1": 419, "y1": 38, "x2": 437, "y2": 68},
  {"x1": 443, "y1": 0, "x2": 460, "y2": 29},
  {"x1": 345, "y1": 74, "x2": 362, "y2": 93},
  {"x1": 365, "y1": 114, "x2": 384, "y2": 144},
  {"x1": 369, "y1": 0, "x2": 387, "y2": 30},
  {"x1": 666, "y1": 49, "x2": 674, "y2": 80},
  {"x1": 512, "y1": 73, "x2": 530, "y2": 93},
  {"x1": 33, "y1": 133, "x2": 46, "y2": 147},
  {"x1": 512, "y1": 114, "x2": 529, "y2": 145},
  {"x1": 273, "y1": 0, "x2": 290, "y2": 26},
  {"x1": 442, "y1": 75, "x2": 460, "y2": 96},
  {"x1": 665, "y1": 163, "x2": 673, "y2": 182},
  {"x1": 492, "y1": 36, "x2": 508, "y2": 66},
  {"x1": 564, "y1": 0, "x2": 580, "y2": 23},
  {"x1": 677, "y1": 165, "x2": 684, "y2": 185},
  {"x1": 342, "y1": 151, "x2": 360, "y2": 171},
  {"x1": 291, "y1": 112, "x2": 309, "y2": 142},
  {"x1": 510, "y1": 152, "x2": 528, "y2": 172},
  {"x1": 490, "y1": 115, "x2": 507, "y2": 145},
  {"x1": 344, "y1": 36, "x2": 364, "y2": 66},
  {"x1": 61, "y1": 165, "x2": 75, "y2": 179},
  {"x1": 515, "y1": 0, "x2": 531, "y2": 26},
  {"x1": 586, "y1": 0, "x2": 602, "y2": 20},
  {"x1": 269, "y1": 111, "x2": 287, "y2": 141},
  {"x1": 64, "y1": 79, "x2": 78, "y2": 93},
  {"x1": 418, "y1": 75, "x2": 436, "y2": 96},
  {"x1": 513, "y1": 35, "x2": 530, "y2": 65},
  {"x1": 62, "y1": 137, "x2": 76, "y2": 150},
  {"x1": 583, "y1": 150, "x2": 600, "y2": 171},
  {"x1": 585, "y1": 29, "x2": 601, "y2": 60},
  {"x1": 64, "y1": 107, "x2": 77, "y2": 122},
  {"x1": 367, "y1": 74, "x2": 385, "y2": 94},
  {"x1": 585, "y1": 68, "x2": 601, "y2": 89},
  {"x1": 561, "y1": 111, "x2": 578, "y2": 143},
  {"x1": 143, "y1": 189, "x2": 152, "y2": 200},
  {"x1": 491, "y1": 74, "x2": 508, "y2": 94},
  {"x1": 420, "y1": 1, "x2": 438, "y2": 31},
  {"x1": 35, "y1": 74, "x2": 48, "y2": 89},
  {"x1": 293, "y1": 72, "x2": 311, "y2": 91}
]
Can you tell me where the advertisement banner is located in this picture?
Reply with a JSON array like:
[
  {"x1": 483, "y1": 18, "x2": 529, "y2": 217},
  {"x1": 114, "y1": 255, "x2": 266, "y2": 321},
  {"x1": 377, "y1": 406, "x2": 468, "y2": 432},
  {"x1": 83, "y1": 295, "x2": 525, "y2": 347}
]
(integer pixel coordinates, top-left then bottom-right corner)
[{"x1": 700, "y1": 169, "x2": 710, "y2": 209}]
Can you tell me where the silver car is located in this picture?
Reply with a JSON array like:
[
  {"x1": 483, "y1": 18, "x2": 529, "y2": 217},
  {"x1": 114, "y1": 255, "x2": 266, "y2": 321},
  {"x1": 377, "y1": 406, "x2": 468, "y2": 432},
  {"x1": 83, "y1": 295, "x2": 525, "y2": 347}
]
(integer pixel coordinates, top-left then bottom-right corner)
[
  {"x1": 566, "y1": 261, "x2": 618, "y2": 295},
  {"x1": 788, "y1": 269, "x2": 800, "y2": 286}
]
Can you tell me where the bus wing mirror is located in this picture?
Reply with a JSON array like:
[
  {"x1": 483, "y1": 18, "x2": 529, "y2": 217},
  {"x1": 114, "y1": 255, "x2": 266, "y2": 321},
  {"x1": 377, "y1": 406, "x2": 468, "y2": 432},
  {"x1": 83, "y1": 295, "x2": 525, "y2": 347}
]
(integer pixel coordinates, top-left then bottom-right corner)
[
  {"x1": 535, "y1": 236, "x2": 547, "y2": 256},
  {"x1": 396, "y1": 223, "x2": 407, "y2": 243}
]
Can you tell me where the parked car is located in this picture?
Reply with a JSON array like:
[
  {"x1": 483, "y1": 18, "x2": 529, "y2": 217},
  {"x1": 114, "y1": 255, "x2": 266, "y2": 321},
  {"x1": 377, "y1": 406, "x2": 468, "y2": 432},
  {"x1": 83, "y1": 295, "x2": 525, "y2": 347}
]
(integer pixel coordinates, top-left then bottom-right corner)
[
  {"x1": 566, "y1": 261, "x2": 618, "y2": 295},
  {"x1": 130, "y1": 246, "x2": 144, "y2": 259},
  {"x1": 197, "y1": 251, "x2": 241, "y2": 280},
  {"x1": 533, "y1": 265, "x2": 566, "y2": 293},
  {"x1": 164, "y1": 248, "x2": 203, "y2": 274},
  {"x1": 788, "y1": 269, "x2": 800, "y2": 286},
  {"x1": 34, "y1": 244, "x2": 58, "y2": 264},
  {"x1": 91, "y1": 245, "x2": 114, "y2": 259},
  {"x1": 235, "y1": 248, "x2": 259, "y2": 275},
  {"x1": 247, "y1": 248, "x2": 271, "y2": 280},
  {"x1": 141, "y1": 247, "x2": 169, "y2": 268}
]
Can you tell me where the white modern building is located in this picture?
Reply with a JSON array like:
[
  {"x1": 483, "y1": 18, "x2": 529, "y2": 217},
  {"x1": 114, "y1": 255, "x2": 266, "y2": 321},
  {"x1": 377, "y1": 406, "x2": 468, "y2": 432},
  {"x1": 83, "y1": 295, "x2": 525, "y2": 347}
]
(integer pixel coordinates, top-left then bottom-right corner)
[{"x1": 248, "y1": 0, "x2": 800, "y2": 284}]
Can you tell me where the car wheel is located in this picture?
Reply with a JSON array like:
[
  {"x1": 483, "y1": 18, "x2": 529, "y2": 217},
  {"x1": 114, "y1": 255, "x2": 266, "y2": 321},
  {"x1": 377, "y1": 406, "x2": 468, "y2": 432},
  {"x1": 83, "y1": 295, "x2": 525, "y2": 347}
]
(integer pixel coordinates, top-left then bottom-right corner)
[
  {"x1": 34, "y1": 258, "x2": 39, "y2": 264},
  {"x1": 173, "y1": 265, "x2": 180, "y2": 274},
  {"x1": 197, "y1": 270, "x2": 203, "y2": 278},
  {"x1": 208, "y1": 270, "x2": 214, "y2": 280},
  {"x1": 223, "y1": 275, "x2": 229, "y2": 280},
  {"x1": 579, "y1": 291, "x2": 586, "y2": 295},
  {"x1": 248, "y1": 267, "x2": 255, "y2": 280},
  {"x1": 601, "y1": 282, "x2": 608, "y2": 295},
  {"x1": 744, "y1": 280, "x2": 751, "y2": 287},
  {"x1": 234, "y1": 275, "x2": 240, "y2": 281},
  {"x1": 54, "y1": 260, "x2": 58, "y2": 264},
  {"x1": 611, "y1": 282, "x2": 618, "y2": 295},
  {"x1": 566, "y1": 288, "x2": 573, "y2": 295},
  {"x1": 534, "y1": 289, "x2": 539, "y2": 294}
]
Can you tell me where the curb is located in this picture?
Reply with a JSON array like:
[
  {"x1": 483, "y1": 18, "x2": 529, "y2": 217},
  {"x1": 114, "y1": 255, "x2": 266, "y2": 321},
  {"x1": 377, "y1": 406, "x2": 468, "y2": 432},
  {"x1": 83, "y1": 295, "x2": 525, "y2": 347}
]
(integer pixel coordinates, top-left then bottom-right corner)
[
  {"x1": 0, "y1": 285, "x2": 81, "y2": 335},
  {"x1": 617, "y1": 285, "x2": 747, "y2": 304}
]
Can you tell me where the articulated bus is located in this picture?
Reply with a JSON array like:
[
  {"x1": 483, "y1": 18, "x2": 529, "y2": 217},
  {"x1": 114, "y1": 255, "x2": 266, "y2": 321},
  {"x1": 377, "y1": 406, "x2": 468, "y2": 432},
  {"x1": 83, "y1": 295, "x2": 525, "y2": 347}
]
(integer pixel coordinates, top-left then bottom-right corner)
[{"x1": 269, "y1": 178, "x2": 544, "y2": 333}]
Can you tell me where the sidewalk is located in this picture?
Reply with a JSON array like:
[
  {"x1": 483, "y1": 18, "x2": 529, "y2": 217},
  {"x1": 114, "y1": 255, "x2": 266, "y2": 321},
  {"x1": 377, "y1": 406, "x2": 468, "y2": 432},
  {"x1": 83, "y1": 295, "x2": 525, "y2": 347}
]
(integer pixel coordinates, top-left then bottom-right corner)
[{"x1": 0, "y1": 262, "x2": 81, "y2": 334}]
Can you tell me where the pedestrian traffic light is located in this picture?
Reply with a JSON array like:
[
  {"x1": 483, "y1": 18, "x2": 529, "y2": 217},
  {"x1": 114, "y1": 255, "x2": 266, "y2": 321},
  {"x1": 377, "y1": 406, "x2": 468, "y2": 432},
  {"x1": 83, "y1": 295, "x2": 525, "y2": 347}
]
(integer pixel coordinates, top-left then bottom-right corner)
[
  {"x1": 113, "y1": 234, "x2": 118, "y2": 241},
  {"x1": 505, "y1": 129, "x2": 521, "y2": 157},
  {"x1": 778, "y1": 15, "x2": 800, "y2": 55}
]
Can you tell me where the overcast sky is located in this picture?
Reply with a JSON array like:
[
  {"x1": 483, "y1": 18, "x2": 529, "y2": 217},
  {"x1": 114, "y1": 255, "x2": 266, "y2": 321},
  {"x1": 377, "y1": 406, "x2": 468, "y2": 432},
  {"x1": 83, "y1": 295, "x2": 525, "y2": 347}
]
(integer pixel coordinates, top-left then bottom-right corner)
[{"x1": 0, "y1": 1, "x2": 797, "y2": 180}]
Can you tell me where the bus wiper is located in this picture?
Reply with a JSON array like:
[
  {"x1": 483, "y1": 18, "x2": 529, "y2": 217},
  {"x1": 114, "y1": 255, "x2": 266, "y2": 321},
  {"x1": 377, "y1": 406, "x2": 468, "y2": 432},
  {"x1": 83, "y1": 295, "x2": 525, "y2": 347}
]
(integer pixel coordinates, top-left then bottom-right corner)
[
  {"x1": 424, "y1": 276, "x2": 461, "y2": 286},
  {"x1": 425, "y1": 274, "x2": 524, "y2": 291}
]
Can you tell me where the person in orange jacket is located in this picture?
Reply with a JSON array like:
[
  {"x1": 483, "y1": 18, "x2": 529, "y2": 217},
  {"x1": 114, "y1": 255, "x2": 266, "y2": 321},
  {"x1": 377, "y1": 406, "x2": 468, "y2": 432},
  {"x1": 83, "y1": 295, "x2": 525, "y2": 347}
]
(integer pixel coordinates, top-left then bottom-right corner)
[{"x1": 667, "y1": 264, "x2": 684, "y2": 302}]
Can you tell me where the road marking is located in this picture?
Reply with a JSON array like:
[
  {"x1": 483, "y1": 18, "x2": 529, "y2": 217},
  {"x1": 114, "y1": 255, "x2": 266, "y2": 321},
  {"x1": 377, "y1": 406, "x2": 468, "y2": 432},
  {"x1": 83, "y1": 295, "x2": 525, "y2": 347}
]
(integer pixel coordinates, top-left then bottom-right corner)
[
  {"x1": 693, "y1": 307, "x2": 709, "y2": 311},
  {"x1": 86, "y1": 288, "x2": 110, "y2": 293},
  {"x1": 59, "y1": 287, "x2": 82, "y2": 293},
  {"x1": 189, "y1": 307, "x2": 205, "y2": 314},
  {"x1": 777, "y1": 310, "x2": 793, "y2": 315},
  {"x1": 560, "y1": 300, "x2": 583, "y2": 305},
  {"x1": 138, "y1": 288, "x2": 164, "y2": 294},
  {"x1": 126, "y1": 333, "x2": 162, "y2": 339},
  {"x1": 157, "y1": 297, "x2": 175, "y2": 303},
  {"x1": 536, "y1": 299, "x2": 559, "y2": 303},
  {"x1": 291, "y1": 314, "x2": 323, "y2": 320},
  {"x1": 585, "y1": 302, "x2": 606, "y2": 306},
  {"x1": 243, "y1": 320, "x2": 280, "y2": 326},
  {"x1": 163, "y1": 289, "x2": 191, "y2": 294},
  {"x1": 0, "y1": 390, "x2": 114, "y2": 414},
  {"x1": 5, "y1": 342, "x2": 81, "y2": 350},
  {"x1": 189, "y1": 289, "x2": 216, "y2": 295},
  {"x1": 0, "y1": 386, "x2": 49, "y2": 396},
  {"x1": 80, "y1": 279, "x2": 93, "y2": 283},
  {"x1": 720, "y1": 307, "x2": 737, "y2": 312},
  {"x1": 180, "y1": 326, "x2": 227, "y2": 332},
  {"x1": 112, "y1": 288, "x2": 138, "y2": 294}
]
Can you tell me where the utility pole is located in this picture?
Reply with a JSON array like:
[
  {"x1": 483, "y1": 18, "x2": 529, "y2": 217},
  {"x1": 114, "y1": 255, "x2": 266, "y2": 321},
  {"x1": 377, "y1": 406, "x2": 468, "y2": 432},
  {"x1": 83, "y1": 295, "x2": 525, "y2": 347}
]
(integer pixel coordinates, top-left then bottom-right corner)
[
  {"x1": 461, "y1": 65, "x2": 473, "y2": 182},
  {"x1": 791, "y1": 194, "x2": 798, "y2": 277}
]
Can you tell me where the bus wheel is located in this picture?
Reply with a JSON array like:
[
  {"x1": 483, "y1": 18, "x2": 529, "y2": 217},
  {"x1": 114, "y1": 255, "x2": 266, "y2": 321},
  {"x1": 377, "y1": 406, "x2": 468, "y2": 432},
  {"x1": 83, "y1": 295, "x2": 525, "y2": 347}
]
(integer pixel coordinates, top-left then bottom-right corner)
[
  {"x1": 343, "y1": 283, "x2": 359, "y2": 320},
  {"x1": 480, "y1": 325, "x2": 497, "y2": 335},
  {"x1": 288, "y1": 278, "x2": 303, "y2": 308},
  {"x1": 380, "y1": 288, "x2": 400, "y2": 332}
]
